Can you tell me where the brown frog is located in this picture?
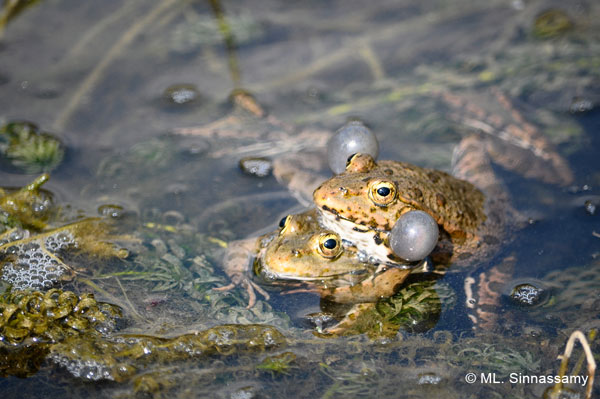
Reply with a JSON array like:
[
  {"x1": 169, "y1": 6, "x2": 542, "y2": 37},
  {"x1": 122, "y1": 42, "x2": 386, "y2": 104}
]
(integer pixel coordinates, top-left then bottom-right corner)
[{"x1": 313, "y1": 130, "x2": 573, "y2": 328}]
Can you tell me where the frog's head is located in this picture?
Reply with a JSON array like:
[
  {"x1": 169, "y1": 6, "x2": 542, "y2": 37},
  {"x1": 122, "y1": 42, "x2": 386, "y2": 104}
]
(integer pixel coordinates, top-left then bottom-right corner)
[
  {"x1": 259, "y1": 210, "x2": 372, "y2": 281},
  {"x1": 313, "y1": 153, "x2": 420, "y2": 232}
]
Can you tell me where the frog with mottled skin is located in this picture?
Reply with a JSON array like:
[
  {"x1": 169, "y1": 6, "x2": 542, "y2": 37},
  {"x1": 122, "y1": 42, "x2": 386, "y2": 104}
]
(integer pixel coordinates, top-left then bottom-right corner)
[
  {"x1": 219, "y1": 208, "x2": 411, "y2": 333},
  {"x1": 207, "y1": 90, "x2": 573, "y2": 331},
  {"x1": 312, "y1": 131, "x2": 573, "y2": 328}
]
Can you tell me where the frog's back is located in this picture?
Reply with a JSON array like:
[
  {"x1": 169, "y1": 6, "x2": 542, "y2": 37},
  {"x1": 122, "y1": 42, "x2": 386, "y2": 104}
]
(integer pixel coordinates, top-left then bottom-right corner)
[{"x1": 378, "y1": 160, "x2": 487, "y2": 238}]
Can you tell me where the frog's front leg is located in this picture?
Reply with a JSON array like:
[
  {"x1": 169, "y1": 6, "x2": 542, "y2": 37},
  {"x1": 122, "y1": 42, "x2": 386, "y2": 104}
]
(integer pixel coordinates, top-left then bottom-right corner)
[{"x1": 214, "y1": 237, "x2": 270, "y2": 308}]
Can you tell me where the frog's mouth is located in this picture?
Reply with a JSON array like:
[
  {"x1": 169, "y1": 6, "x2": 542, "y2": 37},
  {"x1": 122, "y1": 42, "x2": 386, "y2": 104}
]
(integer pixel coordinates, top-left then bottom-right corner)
[{"x1": 318, "y1": 210, "x2": 414, "y2": 269}]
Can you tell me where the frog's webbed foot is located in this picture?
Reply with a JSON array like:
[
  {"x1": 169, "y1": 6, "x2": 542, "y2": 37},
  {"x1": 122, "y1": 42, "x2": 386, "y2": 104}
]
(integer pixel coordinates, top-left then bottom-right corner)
[
  {"x1": 464, "y1": 255, "x2": 516, "y2": 331},
  {"x1": 214, "y1": 278, "x2": 270, "y2": 309},
  {"x1": 215, "y1": 238, "x2": 270, "y2": 309}
]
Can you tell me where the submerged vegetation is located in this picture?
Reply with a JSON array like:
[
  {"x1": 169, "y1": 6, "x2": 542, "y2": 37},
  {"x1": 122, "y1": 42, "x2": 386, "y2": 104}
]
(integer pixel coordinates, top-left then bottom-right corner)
[
  {"x1": 0, "y1": 122, "x2": 65, "y2": 174},
  {"x1": 0, "y1": 0, "x2": 598, "y2": 397},
  {"x1": 0, "y1": 175, "x2": 124, "y2": 290}
]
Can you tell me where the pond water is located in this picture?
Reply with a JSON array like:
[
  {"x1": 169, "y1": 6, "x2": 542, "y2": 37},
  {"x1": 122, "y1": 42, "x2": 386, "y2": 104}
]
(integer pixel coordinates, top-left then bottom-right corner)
[{"x1": 0, "y1": 0, "x2": 599, "y2": 398}]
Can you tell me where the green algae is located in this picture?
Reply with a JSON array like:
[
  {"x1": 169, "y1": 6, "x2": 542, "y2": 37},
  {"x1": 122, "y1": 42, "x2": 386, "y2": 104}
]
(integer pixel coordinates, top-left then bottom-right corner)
[
  {"x1": 533, "y1": 9, "x2": 574, "y2": 39},
  {"x1": 0, "y1": 288, "x2": 122, "y2": 377},
  {"x1": 49, "y1": 324, "x2": 286, "y2": 382},
  {"x1": 0, "y1": 288, "x2": 122, "y2": 346},
  {"x1": 0, "y1": 286, "x2": 287, "y2": 381},
  {"x1": 0, "y1": 175, "x2": 129, "y2": 290},
  {"x1": 0, "y1": 173, "x2": 53, "y2": 230},
  {"x1": 257, "y1": 351, "x2": 297, "y2": 375},
  {"x1": 0, "y1": 122, "x2": 65, "y2": 174}
]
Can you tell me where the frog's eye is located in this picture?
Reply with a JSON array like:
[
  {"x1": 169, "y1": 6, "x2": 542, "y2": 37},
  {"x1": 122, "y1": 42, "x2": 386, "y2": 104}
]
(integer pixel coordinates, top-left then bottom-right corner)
[
  {"x1": 390, "y1": 210, "x2": 439, "y2": 261},
  {"x1": 316, "y1": 233, "x2": 342, "y2": 259},
  {"x1": 346, "y1": 153, "x2": 359, "y2": 167},
  {"x1": 279, "y1": 215, "x2": 291, "y2": 234},
  {"x1": 368, "y1": 180, "x2": 397, "y2": 206}
]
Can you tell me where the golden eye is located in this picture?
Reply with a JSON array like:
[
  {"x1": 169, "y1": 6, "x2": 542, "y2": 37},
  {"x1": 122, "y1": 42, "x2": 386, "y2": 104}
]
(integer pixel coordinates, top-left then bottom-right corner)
[
  {"x1": 278, "y1": 215, "x2": 291, "y2": 234},
  {"x1": 368, "y1": 180, "x2": 396, "y2": 206},
  {"x1": 316, "y1": 233, "x2": 342, "y2": 259}
]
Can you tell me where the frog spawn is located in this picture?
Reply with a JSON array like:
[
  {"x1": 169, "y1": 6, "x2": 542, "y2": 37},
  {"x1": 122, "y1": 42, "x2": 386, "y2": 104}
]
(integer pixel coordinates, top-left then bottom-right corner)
[{"x1": 0, "y1": 231, "x2": 74, "y2": 290}]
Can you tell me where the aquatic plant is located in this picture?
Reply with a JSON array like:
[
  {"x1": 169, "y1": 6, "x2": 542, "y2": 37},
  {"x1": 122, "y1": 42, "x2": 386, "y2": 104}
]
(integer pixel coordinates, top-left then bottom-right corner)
[
  {"x1": 1, "y1": 175, "x2": 127, "y2": 290},
  {"x1": 49, "y1": 324, "x2": 286, "y2": 381},
  {"x1": 0, "y1": 122, "x2": 65, "y2": 173},
  {"x1": 377, "y1": 279, "x2": 442, "y2": 330},
  {"x1": 0, "y1": 288, "x2": 121, "y2": 377},
  {"x1": 546, "y1": 330, "x2": 596, "y2": 399},
  {"x1": 450, "y1": 340, "x2": 540, "y2": 379},
  {"x1": 0, "y1": 0, "x2": 41, "y2": 38},
  {"x1": 257, "y1": 351, "x2": 297, "y2": 375},
  {"x1": 328, "y1": 279, "x2": 443, "y2": 338}
]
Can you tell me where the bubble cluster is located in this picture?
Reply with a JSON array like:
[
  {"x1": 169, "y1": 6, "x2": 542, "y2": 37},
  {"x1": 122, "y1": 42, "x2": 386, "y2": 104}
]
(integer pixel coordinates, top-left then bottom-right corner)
[
  {"x1": 49, "y1": 355, "x2": 115, "y2": 381},
  {"x1": 1, "y1": 231, "x2": 75, "y2": 290},
  {"x1": 0, "y1": 228, "x2": 30, "y2": 246}
]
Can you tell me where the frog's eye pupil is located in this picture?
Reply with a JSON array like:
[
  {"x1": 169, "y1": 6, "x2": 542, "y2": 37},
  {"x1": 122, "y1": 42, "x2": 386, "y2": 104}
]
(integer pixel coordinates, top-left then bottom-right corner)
[
  {"x1": 323, "y1": 238, "x2": 337, "y2": 249},
  {"x1": 279, "y1": 216, "x2": 288, "y2": 228},
  {"x1": 377, "y1": 187, "x2": 391, "y2": 197}
]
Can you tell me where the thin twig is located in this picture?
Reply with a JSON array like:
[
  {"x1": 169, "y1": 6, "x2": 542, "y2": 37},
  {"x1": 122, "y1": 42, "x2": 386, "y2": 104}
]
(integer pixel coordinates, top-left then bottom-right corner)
[{"x1": 553, "y1": 330, "x2": 596, "y2": 399}]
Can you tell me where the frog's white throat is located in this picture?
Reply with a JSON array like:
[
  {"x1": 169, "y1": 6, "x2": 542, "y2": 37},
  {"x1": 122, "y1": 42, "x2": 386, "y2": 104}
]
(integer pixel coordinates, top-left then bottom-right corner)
[{"x1": 318, "y1": 209, "x2": 412, "y2": 269}]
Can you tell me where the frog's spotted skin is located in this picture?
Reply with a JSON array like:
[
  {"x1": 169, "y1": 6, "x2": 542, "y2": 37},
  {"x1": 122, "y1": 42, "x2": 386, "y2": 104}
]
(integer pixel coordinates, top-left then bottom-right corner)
[
  {"x1": 316, "y1": 156, "x2": 486, "y2": 235},
  {"x1": 220, "y1": 208, "x2": 412, "y2": 333},
  {"x1": 256, "y1": 209, "x2": 376, "y2": 282},
  {"x1": 258, "y1": 208, "x2": 411, "y2": 305},
  {"x1": 314, "y1": 152, "x2": 494, "y2": 267}
]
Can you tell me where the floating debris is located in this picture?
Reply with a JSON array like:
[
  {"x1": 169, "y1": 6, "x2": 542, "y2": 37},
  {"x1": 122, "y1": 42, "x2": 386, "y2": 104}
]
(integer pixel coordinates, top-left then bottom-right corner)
[
  {"x1": 163, "y1": 83, "x2": 200, "y2": 105},
  {"x1": 533, "y1": 9, "x2": 574, "y2": 39},
  {"x1": 239, "y1": 156, "x2": 273, "y2": 177}
]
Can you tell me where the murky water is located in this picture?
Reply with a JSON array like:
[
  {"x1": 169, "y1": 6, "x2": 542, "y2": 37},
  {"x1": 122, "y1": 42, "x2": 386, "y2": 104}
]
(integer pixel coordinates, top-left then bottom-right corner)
[{"x1": 1, "y1": 0, "x2": 599, "y2": 398}]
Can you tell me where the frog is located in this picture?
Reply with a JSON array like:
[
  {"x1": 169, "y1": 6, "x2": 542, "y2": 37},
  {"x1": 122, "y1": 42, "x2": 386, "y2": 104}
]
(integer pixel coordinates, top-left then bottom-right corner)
[
  {"x1": 313, "y1": 149, "x2": 501, "y2": 270},
  {"x1": 217, "y1": 208, "x2": 412, "y2": 333},
  {"x1": 312, "y1": 130, "x2": 574, "y2": 328},
  {"x1": 186, "y1": 89, "x2": 573, "y2": 331}
]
